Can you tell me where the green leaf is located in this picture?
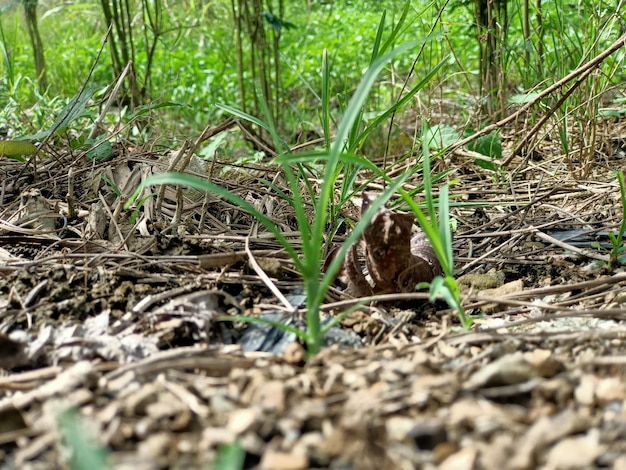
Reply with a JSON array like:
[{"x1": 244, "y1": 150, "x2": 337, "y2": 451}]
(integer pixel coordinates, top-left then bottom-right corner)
[
  {"x1": 216, "y1": 104, "x2": 271, "y2": 132},
  {"x1": 0, "y1": 140, "x2": 37, "y2": 159},
  {"x1": 58, "y1": 409, "x2": 109, "y2": 470},
  {"x1": 438, "y1": 185, "x2": 453, "y2": 266},
  {"x1": 215, "y1": 440, "x2": 246, "y2": 470},
  {"x1": 198, "y1": 132, "x2": 229, "y2": 160},
  {"x1": 261, "y1": 12, "x2": 295, "y2": 32},
  {"x1": 473, "y1": 159, "x2": 499, "y2": 172},
  {"x1": 18, "y1": 84, "x2": 102, "y2": 141},
  {"x1": 598, "y1": 108, "x2": 624, "y2": 118},
  {"x1": 429, "y1": 276, "x2": 445, "y2": 302},
  {"x1": 423, "y1": 124, "x2": 459, "y2": 150},
  {"x1": 468, "y1": 131, "x2": 502, "y2": 161},
  {"x1": 86, "y1": 140, "x2": 113, "y2": 162},
  {"x1": 508, "y1": 91, "x2": 541, "y2": 104}
]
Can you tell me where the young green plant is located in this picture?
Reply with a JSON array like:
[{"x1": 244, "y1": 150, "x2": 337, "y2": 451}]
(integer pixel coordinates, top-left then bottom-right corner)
[
  {"x1": 126, "y1": 42, "x2": 426, "y2": 356},
  {"x1": 608, "y1": 170, "x2": 626, "y2": 267},
  {"x1": 58, "y1": 409, "x2": 109, "y2": 470},
  {"x1": 214, "y1": 440, "x2": 246, "y2": 470},
  {"x1": 399, "y1": 127, "x2": 471, "y2": 328}
]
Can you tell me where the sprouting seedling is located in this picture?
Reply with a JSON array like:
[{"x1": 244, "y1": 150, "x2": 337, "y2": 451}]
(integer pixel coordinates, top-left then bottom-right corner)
[
  {"x1": 608, "y1": 170, "x2": 626, "y2": 267},
  {"x1": 399, "y1": 125, "x2": 471, "y2": 329},
  {"x1": 125, "y1": 39, "x2": 424, "y2": 356}
]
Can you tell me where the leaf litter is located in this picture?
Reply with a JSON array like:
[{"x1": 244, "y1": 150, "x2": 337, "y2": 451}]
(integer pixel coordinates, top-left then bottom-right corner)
[{"x1": 1, "y1": 115, "x2": 626, "y2": 469}]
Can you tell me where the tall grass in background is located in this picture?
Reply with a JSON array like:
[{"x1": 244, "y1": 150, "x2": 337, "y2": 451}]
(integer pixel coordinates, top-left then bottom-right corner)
[
  {"x1": 1, "y1": 0, "x2": 624, "y2": 159},
  {"x1": 495, "y1": 0, "x2": 624, "y2": 177}
]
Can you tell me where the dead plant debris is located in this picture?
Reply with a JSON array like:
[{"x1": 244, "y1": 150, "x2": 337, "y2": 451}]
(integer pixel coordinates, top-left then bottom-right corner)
[{"x1": 1, "y1": 117, "x2": 626, "y2": 469}]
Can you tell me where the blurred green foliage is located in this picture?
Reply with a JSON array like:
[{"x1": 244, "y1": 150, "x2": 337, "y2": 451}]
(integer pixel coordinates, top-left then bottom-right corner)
[{"x1": 0, "y1": 0, "x2": 623, "y2": 145}]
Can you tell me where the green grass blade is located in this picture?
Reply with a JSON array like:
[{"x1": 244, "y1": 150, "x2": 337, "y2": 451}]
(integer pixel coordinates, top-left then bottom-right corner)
[
  {"x1": 354, "y1": 54, "x2": 445, "y2": 151},
  {"x1": 314, "y1": 39, "x2": 426, "y2": 256},
  {"x1": 321, "y1": 49, "x2": 331, "y2": 150},
  {"x1": 275, "y1": 151, "x2": 380, "y2": 173},
  {"x1": 283, "y1": 164, "x2": 315, "y2": 269},
  {"x1": 215, "y1": 441, "x2": 246, "y2": 470},
  {"x1": 399, "y1": 188, "x2": 450, "y2": 276},
  {"x1": 438, "y1": 184, "x2": 453, "y2": 267},
  {"x1": 378, "y1": 0, "x2": 412, "y2": 56},
  {"x1": 255, "y1": 84, "x2": 291, "y2": 154},
  {"x1": 420, "y1": 127, "x2": 437, "y2": 223},
  {"x1": 217, "y1": 103, "x2": 271, "y2": 132},
  {"x1": 219, "y1": 315, "x2": 308, "y2": 341},
  {"x1": 369, "y1": 10, "x2": 386, "y2": 64}
]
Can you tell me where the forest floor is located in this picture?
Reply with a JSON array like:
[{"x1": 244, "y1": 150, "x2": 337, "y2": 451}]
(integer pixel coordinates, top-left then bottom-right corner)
[{"x1": 1, "y1": 115, "x2": 626, "y2": 470}]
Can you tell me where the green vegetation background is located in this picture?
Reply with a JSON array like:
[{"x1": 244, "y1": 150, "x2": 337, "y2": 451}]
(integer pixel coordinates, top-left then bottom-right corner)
[{"x1": 2, "y1": 0, "x2": 622, "y2": 146}]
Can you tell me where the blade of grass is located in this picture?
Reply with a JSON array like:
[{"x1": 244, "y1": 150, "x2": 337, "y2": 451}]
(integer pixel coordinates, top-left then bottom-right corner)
[{"x1": 321, "y1": 48, "x2": 331, "y2": 150}]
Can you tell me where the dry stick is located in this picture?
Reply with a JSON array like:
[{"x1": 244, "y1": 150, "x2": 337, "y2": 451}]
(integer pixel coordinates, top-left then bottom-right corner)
[
  {"x1": 66, "y1": 167, "x2": 75, "y2": 219},
  {"x1": 103, "y1": 345, "x2": 254, "y2": 382},
  {"x1": 87, "y1": 60, "x2": 134, "y2": 141},
  {"x1": 236, "y1": 121, "x2": 277, "y2": 157},
  {"x1": 322, "y1": 271, "x2": 626, "y2": 313},
  {"x1": 200, "y1": 120, "x2": 236, "y2": 182},
  {"x1": 131, "y1": 285, "x2": 198, "y2": 314},
  {"x1": 192, "y1": 118, "x2": 236, "y2": 230},
  {"x1": 0, "y1": 219, "x2": 62, "y2": 236},
  {"x1": 199, "y1": 163, "x2": 212, "y2": 233},
  {"x1": 244, "y1": 237, "x2": 294, "y2": 311},
  {"x1": 193, "y1": 117, "x2": 236, "y2": 149},
  {"x1": 172, "y1": 132, "x2": 219, "y2": 225},
  {"x1": 71, "y1": 62, "x2": 139, "y2": 167},
  {"x1": 533, "y1": 229, "x2": 609, "y2": 262},
  {"x1": 382, "y1": 0, "x2": 451, "y2": 170},
  {"x1": 456, "y1": 186, "x2": 560, "y2": 236},
  {"x1": 472, "y1": 307, "x2": 626, "y2": 334},
  {"x1": 487, "y1": 271, "x2": 626, "y2": 300},
  {"x1": 159, "y1": 118, "x2": 237, "y2": 231},
  {"x1": 99, "y1": 192, "x2": 129, "y2": 252},
  {"x1": 458, "y1": 233, "x2": 525, "y2": 275},
  {"x1": 155, "y1": 140, "x2": 191, "y2": 216},
  {"x1": 449, "y1": 32, "x2": 626, "y2": 164},
  {"x1": 0, "y1": 366, "x2": 64, "y2": 388},
  {"x1": 508, "y1": 64, "x2": 598, "y2": 168}
]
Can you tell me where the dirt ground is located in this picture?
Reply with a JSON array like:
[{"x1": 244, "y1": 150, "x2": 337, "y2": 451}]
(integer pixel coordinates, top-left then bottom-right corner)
[{"x1": 1, "y1": 117, "x2": 626, "y2": 470}]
